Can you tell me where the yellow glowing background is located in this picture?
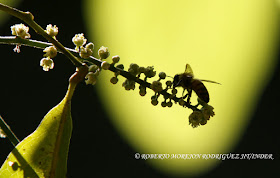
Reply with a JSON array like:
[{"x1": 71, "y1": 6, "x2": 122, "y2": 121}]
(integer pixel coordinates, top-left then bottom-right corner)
[
  {"x1": 84, "y1": 0, "x2": 279, "y2": 177},
  {"x1": 0, "y1": 0, "x2": 22, "y2": 25}
]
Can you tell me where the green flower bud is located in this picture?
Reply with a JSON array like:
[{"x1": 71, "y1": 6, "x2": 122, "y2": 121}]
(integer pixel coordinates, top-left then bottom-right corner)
[
  {"x1": 167, "y1": 101, "x2": 173, "y2": 107},
  {"x1": 88, "y1": 65, "x2": 99, "y2": 73},
  {"x1": 171, "y1": 88, "x2": 177, "y2": 95},
  {"x1": 151, "y1": 99, "x2": 158, "y2": 106},
  {"x1": 139, "y1": 86, "x2": 147, "y2": 96},
  {"x1": 98, "y1": 46, "x2": 110, "y2": 59},
  {"x1": 101, "y1": 61, "x2": 110, "y2": 70},
  {"x1": 112, "y1": 55, "x2": 120, "y2": 63},
  {"x1": 159, "y1": 72, "x2": 166, "y2": 79},
  {"x1": 161, "y1": 102, "x2": 167, "y2": 107},
  {"x1": 85, "y1": 42, "x2": 94, "y2": 51},
  {"x1": 110, "y1": 77, "x2": 118, "y2": 84}
]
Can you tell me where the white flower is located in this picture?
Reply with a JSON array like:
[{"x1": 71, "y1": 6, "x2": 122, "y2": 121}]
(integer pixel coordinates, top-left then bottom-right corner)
[
  {"x1": 11, "y1": 23, "x2": 31, "y2": 39},
  {"x1": 79, "y1": 46, "x2": 93, "y2": 59},
  {"x1": 72, "y1": 33, "x2": 87, "y2": 51},
  {"x1": 43, "y1": 46, "x2": 57, "y2": 58},
  {"x1": 40, "y1": 57, "x2": 54, "y2": 71},
  {"x1": 46, "y1": 24, "x2": 58, "y2": 37}
]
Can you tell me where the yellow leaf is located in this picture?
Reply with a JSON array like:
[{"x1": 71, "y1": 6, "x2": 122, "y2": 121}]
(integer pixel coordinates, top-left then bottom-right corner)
[{"x1": 0, "y1": 65, "x2": 88, "y2": 178}]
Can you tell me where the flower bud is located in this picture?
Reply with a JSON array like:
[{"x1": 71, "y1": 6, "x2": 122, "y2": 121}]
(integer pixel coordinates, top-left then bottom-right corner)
[
  {"x1": 151, "y1": 99, "x2": 158, "y2": 106},
  {"x1": 98, "y1": 46, "x2": 110, "y2": 59},
  {"x1": 159, "y1": 72, "x2": 166, "y2": 79},
  {"x1": 112, "y1": 55, "x2": 120, "y2": 63},
  {"x1": 101, "y1": 61, "x2": 110, "y2": 70},
  {"x1": 110, "y1": 77, "x2": 118, "y2": 84}
]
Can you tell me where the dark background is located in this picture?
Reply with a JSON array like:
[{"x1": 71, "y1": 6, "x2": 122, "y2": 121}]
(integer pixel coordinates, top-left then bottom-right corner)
[{"x1": 0, "y1": 1, "x2": 279, "y2": 177}]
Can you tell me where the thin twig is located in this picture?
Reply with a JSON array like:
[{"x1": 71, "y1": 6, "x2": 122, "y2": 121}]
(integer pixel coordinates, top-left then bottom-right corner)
[{"x1": 0, "y1": 115, "x2": 20, "y2": 147}]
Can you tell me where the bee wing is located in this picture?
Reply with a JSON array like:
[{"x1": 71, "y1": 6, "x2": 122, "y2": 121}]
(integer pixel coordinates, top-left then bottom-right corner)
[
  {"x1": 185, "y1": 64, "x2": 194, "y2": 76},
  {"x1": 200, "y1": 79, "x2": 221, "y2": 85}
]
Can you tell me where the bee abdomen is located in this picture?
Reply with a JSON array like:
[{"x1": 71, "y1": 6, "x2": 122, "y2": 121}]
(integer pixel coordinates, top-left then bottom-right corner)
[{"x1": 191, "y1": 80, "x2": 209, "y2": 103}]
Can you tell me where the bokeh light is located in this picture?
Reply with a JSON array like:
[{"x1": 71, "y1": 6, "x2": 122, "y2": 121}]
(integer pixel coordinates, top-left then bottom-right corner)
[{"x1": 84, "y1": 0, "x2": 279, "y2": 176}]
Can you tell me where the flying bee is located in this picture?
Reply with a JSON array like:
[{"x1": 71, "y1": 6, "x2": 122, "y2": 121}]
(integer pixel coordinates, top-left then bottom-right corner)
[{"x1": 173, "y1": 64, "x2": 220, "y2": 103}]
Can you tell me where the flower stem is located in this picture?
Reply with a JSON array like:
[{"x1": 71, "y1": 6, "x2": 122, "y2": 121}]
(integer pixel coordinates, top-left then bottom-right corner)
[
  {"x1": 0, "y1": 115, "x2": 20, "y2": 147},
  {"x1": 0, "y1": 35, "x2": 198, "y2": 110}
]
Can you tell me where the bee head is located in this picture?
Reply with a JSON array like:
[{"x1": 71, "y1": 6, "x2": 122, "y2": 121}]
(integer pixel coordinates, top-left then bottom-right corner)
[{"x1": 173, "y1": 74, "x2": 180, "y2": 88}]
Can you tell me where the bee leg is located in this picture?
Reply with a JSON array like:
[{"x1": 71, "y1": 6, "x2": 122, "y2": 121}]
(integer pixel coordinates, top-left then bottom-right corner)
[
  {"x1": 182, "y1": 89, "x2": 186, "y2": 98},
  {"x1": 186, "y1": 89, "x2": 192, "y2": 104},
  {"x1": 182, "y1": 89, "x2": 189, "y2": 99}
]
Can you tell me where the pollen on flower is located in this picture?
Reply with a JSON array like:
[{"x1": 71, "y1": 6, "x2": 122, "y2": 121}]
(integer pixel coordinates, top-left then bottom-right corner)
[
  {"x1": 40, "y1": 57, "x2": 54, "y2": 71},
  {"x1": 11, "y1": 23, "x2": 31, "y2": 39},
  {"x1": 46, "y1": 24, "x2": 58, "y2": 37},
  {"x1": 72, "y1": 33, "x2": 87, "y2": 51}
]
